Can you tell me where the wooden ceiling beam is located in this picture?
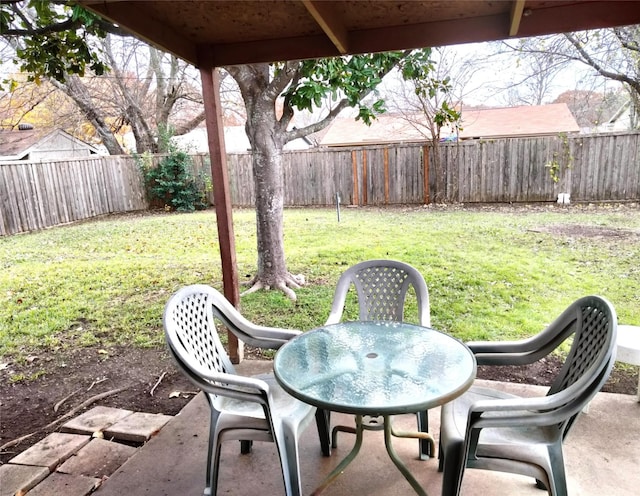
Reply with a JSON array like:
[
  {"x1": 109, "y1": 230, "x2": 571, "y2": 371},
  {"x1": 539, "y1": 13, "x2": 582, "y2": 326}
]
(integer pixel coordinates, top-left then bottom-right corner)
[
  {"x1": 205, "y1": 13, "x2": 512, "y2": 66},
  {"x1": 509, "y1": 0, "x2": 526, "y2": 37},
  {"x1": 301, "y1": 0, "x2": 349, "y2": 54},
  {"x1": 207, "y1": 34, "x2": 339, "y2": 67},
  {"x1": 516, "y1": 1, "x2": 640, "y2": 37},
  {"x1": 85, "y1": 2, "x2": 198, "y2": 65},
  {"x1": 82, "y1": 1, "x2": 640, "y2": 68},
  {"x1": 343, "y1": 14, "x2": 510, "y2": 58}
]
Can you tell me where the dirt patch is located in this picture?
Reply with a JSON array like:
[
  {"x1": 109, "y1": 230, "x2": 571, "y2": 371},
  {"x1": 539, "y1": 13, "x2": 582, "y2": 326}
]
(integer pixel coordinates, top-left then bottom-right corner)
[
  {"x1": 477, "y1": 358, "x2": 638, "y2": 394},
  {"x1": 1, "y1": 345, "x2": 637, "y2": 465},
  {"x1": 0, "y1": 347, "x2": 194, "y2": 464},
  {"x1": 534, "y1": 224, "x2": 640, "y2": 239}
]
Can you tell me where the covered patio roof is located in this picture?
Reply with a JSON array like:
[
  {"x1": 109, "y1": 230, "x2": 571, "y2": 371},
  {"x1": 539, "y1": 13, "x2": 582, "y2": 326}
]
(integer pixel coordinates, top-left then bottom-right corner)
[
  {"x1": 77, "y1": 0, "x2": 640, "y2": 359},
  {"x1": 81, "y1": 1, "x2": 640, "y2": 66}
]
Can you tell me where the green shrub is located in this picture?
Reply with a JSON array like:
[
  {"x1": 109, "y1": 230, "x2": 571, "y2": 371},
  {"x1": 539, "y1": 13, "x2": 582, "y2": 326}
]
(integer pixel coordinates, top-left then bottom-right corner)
[{"x1": 138, "y1": 131, "x2": 211, "y2": 212}]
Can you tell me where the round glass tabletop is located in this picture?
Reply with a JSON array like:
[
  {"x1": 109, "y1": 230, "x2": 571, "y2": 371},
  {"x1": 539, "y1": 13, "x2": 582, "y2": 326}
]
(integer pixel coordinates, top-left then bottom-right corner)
[{"x1": 274, "y1": 321, "x2": 477, "y2": 415}]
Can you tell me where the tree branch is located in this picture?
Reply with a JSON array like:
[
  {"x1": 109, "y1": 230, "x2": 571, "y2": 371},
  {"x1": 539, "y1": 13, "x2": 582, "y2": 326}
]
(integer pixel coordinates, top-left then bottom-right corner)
[
  {"x1": 3, "y1": 4, "x2": 129, "y2": 38},
  {"x1": 0, "y1": 387, "x2": 127, "y2": 453},
  {"x1": 173, "y1": 110, "x2": 206, "y2": 136},
  {"x1": 614, "y1": 28, "x2": 640, "y2": 53},
  {"x1": 565, "y1": 33, "x2": 640, "y2": 91}
]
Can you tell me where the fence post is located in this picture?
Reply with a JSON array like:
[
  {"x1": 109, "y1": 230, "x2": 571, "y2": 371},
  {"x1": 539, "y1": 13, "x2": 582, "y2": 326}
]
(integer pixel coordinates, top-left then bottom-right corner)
[
  {"x1": 384, "y1": 147, "x2": 390, "y2": 204},
  {"x1": 423, "y1": 145, "x2": 430, "y2": 204},
  {"x1": 362, "y1": 149, "x2": 368, "y2": 206},
  {"x1": 351, "y1": 150, "x2": 359, "y2": 206}
]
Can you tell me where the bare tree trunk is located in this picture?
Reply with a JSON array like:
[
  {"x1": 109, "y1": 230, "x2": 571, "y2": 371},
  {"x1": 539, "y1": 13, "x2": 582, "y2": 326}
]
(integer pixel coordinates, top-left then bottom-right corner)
[
  {"x1": 253, "y1": 130, "x2": 285, "y2": 277},
  {"x1": 51, "y1": 76, "x2": 124, "y2": 155}
]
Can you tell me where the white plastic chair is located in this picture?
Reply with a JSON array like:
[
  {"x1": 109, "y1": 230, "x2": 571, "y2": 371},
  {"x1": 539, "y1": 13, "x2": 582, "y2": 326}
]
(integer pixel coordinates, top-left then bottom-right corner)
[
  {"x1": 438, "y1": 295, "x2": 617, "y2": 496},
  {"x1": 163, "y1": 284, "x2": 317, "y2": 496},
  {"x1": 321, "y1": 259, "x2": 433, "y2": 459}
]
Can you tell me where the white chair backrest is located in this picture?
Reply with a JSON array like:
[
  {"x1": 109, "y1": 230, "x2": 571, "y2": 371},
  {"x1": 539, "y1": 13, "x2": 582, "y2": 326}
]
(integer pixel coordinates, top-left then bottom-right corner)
[{"x1": 327, "y1": 259, "x2": 430, "y2": 326}]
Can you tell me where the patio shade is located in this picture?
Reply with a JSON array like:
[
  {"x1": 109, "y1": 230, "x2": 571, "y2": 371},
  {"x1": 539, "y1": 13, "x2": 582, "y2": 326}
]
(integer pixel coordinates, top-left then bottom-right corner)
[{"x1": 79, "y1": 1, "x2": 640, "y2": 66}]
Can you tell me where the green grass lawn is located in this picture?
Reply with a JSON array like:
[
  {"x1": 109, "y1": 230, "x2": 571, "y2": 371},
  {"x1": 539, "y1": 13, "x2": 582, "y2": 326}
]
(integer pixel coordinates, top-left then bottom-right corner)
[{"x1": 1, "y1": 204, "x2": 639, "y2": 361}]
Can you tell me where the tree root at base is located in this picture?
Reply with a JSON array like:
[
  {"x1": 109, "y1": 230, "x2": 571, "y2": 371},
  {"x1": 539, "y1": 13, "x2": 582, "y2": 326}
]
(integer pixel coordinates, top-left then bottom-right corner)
[{"x1": 240, "y1": 273, "x2": 306, "y2": 301}]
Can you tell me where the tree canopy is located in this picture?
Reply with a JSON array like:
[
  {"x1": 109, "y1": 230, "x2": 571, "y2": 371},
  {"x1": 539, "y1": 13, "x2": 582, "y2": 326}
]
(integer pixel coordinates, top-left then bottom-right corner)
[{"x1": 0, "y1": 1, "x2": 119, "y2": 86}]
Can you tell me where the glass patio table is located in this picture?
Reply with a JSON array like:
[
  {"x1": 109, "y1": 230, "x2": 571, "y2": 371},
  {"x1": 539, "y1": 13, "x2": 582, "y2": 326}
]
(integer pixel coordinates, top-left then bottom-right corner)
[{"x1": 273, "y1": 321, "x2": 477, "y2": 496}]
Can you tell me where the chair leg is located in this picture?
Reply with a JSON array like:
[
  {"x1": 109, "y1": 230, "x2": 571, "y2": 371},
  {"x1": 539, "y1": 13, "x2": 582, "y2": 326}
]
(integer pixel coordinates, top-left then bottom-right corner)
[
  {"x1": 440, "y1": 442, "x2": 466, "y2": 496},
  {"x1": 205, "y1": 409, "x2": 218, "y2": 496},
  {"x1": 315, "y1": 408, "x2": 332, "y2": 456},
  {"x1": 275, "y1": 420, "x2": 304, "y2": 496},
  {"x1": 208, "y1": 437, "x2": 224, "y2": 496},
  {"x1": 545, "y1": 443, "x2": 568, "y2": 496},
  {"x1": 417, "y1": 410, "x2": 430, "y2": 460}
]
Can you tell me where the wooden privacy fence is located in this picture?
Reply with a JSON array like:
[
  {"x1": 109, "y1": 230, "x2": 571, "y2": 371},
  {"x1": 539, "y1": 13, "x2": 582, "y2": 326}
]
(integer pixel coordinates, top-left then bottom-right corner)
[
  {"x1": 0, "y1": 156, "x2": 147, "y2": 236},
  {"x1": 1, "y1": 132, "x2": 639, "y2": 235},
  {"x1": 217, "y1": 132, "x2": 639, "y2": 207},
  {"x1": 436, "y1": 133, "x2": 640, "y2": 204},
  {"x1": 200, "y1": 146, "x2": 427, "y2": 207}
]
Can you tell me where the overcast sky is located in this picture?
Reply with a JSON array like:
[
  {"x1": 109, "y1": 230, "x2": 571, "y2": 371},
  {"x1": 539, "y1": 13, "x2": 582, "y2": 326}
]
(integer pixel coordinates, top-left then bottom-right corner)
[{"x1": 441, "y1": 41, "x2": 621, "y2": 107}]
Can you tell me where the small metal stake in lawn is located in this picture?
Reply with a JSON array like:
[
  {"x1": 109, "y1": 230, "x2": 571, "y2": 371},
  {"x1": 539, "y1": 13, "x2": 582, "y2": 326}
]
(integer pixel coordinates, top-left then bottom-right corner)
[{"x1": 336, "y1": 192, "x2": 341, "y2": 222}]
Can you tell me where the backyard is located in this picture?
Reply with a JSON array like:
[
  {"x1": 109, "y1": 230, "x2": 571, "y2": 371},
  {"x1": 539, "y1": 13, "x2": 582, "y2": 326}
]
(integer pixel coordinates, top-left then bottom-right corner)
[{"x1": 1, "y1": 203, "x2": 639, "y2": 462}]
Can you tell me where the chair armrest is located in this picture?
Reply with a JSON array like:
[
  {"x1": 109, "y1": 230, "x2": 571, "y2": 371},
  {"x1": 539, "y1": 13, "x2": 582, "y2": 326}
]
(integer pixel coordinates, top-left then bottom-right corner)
[
  {"x1": 240, "y1": 324, "x2": 301, "y2": 349},
  {"x1": 468, "y1": 301, "x2": 589, "y2": 365},
  {"x1": 324, "y1": 310, "x2": 343, "y2": 325},
  {"x1": 466, "y1": 369, "x2": 603, "y2": 430},
  {"x1": 167, "y1": 344, "x2": 278, "y2": 406},
  {"x1": 202, "y1": 285, "x2": 301, "y2": 349},
  {"x1": 467, "y1": 341, "x2": 543, "y2": 366},
  {"x1": 325, "y1": 286, "x2": 348, "y2": 325},
  {"x1": 468, "y1": 333, "x2": 566, "y2": 366},
  {"x1": 324, "y1": 270, "x2": 353, "y2": 325},
  {"x1": 469, "y1": 394, "x2": 555, "y2": 416},
  {"x1": 198, "y1": 370, "x2": 275, "y2": 405},
  {"x1": 201, "y1": 370, "x2": 270, "y2": 391},
  {"x1": 467, "y1": 339, "x2": 535, "y2": 355},
  {"x1": 466, "y1": 397, "x2": 563, "y2": 430}
]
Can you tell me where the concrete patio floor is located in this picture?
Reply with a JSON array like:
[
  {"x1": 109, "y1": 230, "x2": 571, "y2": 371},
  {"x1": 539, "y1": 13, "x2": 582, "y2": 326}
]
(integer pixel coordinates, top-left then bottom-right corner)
[{"x1": 95, "y1": 360, "x2": 640, "y2": 496}]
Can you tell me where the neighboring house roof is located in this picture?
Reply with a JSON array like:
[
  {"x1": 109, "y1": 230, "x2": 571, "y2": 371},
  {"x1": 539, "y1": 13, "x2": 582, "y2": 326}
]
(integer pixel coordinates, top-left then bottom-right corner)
[
  {"x1": 320, "y1": 115, "x2": 425, "y2": 147},
  {"x1": 459, "y1": 103, "x2": 580, "y2": 139},
  {"x1": 320, "y1": 103, "x2": 580, "y2": 147},
  {"x1": 0, "y1": 128, "x2": 101, "y2": 161}
]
